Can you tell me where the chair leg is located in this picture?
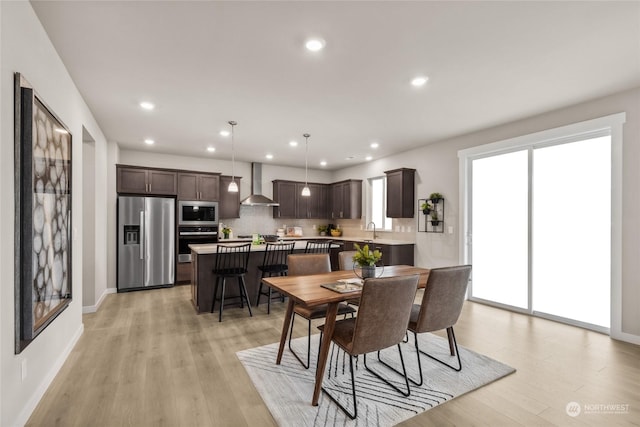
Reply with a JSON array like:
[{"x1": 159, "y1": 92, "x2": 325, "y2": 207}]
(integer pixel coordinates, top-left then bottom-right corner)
[
  {"x1": 211, "y1": 276, "x2": 219, "y2": 313},
  {"x1": 218, "y1": 278, "x2": 226, "y2": 322},
  {"x1": 239, "y1": 275, "x2": 253, "y2": 317},
  {"x1": 365, "y1": 345, "x2": 411, "y2": 397},
  {"x1": 321, "y1": 354, "x2": 357, "y2": 419},
  {"x1": 288, "y1": 313, "x2": 311, "y2": 369},
  {"x1": 417, "y1": 327, "x2": 462, "y2": 372}
]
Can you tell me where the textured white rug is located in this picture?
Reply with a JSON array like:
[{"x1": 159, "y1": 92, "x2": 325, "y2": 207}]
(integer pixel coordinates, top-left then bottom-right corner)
[{"x1": 237, "y1": 333, "x2": 515, "y2": 426}]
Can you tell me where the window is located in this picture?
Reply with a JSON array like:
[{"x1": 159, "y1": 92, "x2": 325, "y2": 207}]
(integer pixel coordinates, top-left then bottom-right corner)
[{"x1": 369, "y1": 176, "x2": 392, "y2": 230}]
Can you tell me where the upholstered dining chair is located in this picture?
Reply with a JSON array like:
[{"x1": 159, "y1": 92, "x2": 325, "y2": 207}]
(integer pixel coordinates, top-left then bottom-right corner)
[
  {"x1": 338, "y1": 250, "x2": 357, "y2": 271},
  {"x1": 318, "y1": 274, "x2": 420, "y2": 419},
  {"x1": 287, "y1": 253, "x2": 356, "y2": 369},
  {"x1": 388, "y1": 265, "x2": 471, "y2": 386}
]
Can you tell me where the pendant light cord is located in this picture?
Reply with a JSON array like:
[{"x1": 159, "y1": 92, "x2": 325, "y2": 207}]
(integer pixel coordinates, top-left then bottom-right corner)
[{"x1": 304, "y1": 133, "x2": 309, "y2": 186}]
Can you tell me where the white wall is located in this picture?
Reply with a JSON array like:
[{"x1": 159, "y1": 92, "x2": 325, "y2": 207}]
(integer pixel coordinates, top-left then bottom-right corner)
[
  {"x1": 82, "y1": 141, "x2": 96, "y2": 307},
  {"x1": 336, "y1": 87, "x2": 640, "y2": 340},
  {"x1": 0, "y1": 2, "x2": 109, "y2": 425}
]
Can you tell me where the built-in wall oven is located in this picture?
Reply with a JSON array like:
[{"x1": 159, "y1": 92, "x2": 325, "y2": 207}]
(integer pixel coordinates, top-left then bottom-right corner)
[{"x1": 178, "y1": 226, "x2": 218, "y2": 263}]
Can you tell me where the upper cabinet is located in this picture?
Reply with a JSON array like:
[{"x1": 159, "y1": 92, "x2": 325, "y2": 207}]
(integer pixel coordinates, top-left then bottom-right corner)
[
  {"x1": 272, "y1": 180, "x2": 298, "y2": 218},
  {"x1": 177, "y1": 172, "x2": 220, "y2": 201},
  {"x1": 385, "y1": 168, "x2": 415, "y2": 218},
  {"x1": 272, "y1": 180, "x2": 331, "y2": 219},
  {"x1": 117, "y1": 165, "x2": 177, "y2": 195},
  {"x1": 330, "y1": 180, "x2": 362, "y2": 219},
  {"x1": 219, "y1": 175, "x2": 241, "y2": 219}
]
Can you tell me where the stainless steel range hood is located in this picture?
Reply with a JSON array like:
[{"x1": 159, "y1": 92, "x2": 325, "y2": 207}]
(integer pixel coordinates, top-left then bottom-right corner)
[{"x1": 240, "y1": 163, "x2": 279, "y2": 206}]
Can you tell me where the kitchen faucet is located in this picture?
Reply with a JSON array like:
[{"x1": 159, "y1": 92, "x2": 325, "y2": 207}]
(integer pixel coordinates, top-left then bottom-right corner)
[{"x1": 366, "y1": 221, "x2": 378, "y2": 240}]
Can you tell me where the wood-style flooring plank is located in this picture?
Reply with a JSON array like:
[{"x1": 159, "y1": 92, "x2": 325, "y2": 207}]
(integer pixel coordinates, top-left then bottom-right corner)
[{"x1": 25, "y1": 285, "x2": 639, "y2": 427}]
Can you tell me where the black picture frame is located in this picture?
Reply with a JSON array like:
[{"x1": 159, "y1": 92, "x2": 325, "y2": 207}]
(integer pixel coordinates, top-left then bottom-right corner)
[{"x1": 14, "y1": 73, "x2": 73, "y2": 353}]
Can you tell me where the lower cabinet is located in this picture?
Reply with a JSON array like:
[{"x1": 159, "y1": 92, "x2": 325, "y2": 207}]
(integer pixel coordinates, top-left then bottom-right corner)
[{"x1": 342, "y1": 241, "x2": 414, "y2": 266}]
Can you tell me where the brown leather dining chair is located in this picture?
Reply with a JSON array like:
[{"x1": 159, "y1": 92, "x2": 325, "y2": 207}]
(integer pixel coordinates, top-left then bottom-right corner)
[
  {"x1": 385, "y1": 265, "x2": 471, "y2": 386},
  {"x1": 286, "y1": 253, "x2": 356, "y2": 369},
  {"x1": 318, "y1": 274, "x2": 420, "y2": 419},
  {"x1": 338, "y1": 250, "x2": 357, "y2": 271}
]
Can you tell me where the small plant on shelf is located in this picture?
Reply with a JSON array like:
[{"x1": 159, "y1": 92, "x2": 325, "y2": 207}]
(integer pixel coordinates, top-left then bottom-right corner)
[
  {"x1": 429, "y1": 192, "x2": 443, "y2": 203},
  {"x1": 430, "y1": 211, "x2": 440, "y2": 226},
  {"x1": 317, "y1": 225, "x2": 328, "y2": 236},
  {"x1": 420, "y1": 201, "x2": 433, "y2": 215}
]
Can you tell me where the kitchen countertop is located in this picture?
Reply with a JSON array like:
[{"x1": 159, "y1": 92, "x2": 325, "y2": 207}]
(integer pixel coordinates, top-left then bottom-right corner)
[{"x1": 189, "y1": 236, "x2": 415, "y2": 254}]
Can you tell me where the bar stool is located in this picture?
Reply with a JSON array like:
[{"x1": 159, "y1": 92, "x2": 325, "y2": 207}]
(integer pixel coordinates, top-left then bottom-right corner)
[
  {"x1": 304, "y1": 239, "x2": 332, "y2": 253},
  {"x1": 255, "y1": 241, "x2": 295, "y2": 314},
  {"x1": 211, "y1": 243, "x2": 252, "y2": 322}
]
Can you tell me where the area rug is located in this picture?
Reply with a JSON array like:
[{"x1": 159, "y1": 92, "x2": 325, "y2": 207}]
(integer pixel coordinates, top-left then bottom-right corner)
[{"x1": 237, "y1": 333, "x2": 515, "y2": 426}]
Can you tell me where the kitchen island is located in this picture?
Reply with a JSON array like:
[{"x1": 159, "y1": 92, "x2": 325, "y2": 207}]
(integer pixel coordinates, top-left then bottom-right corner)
[{"x1": 189, "y1": 237, "x2": 415, "y2": 314}]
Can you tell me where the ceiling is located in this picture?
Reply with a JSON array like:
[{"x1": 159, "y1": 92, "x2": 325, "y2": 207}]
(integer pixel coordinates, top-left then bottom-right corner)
[{"x1": 31, "y1": 1, "x2": 640, "y2": 170}]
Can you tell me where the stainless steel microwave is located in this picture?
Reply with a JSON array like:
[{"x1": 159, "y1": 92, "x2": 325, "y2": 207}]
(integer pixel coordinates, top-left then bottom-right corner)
[{"x1": 178, "y1": 200, "x2": 219, "y2": 226}]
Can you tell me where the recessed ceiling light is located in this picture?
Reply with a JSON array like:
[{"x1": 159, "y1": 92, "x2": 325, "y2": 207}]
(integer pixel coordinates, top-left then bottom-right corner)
[
  {"x1": 365, "y1": 156, "x2": 373, "y2": 161},
  {"x1": 219, "y1": 130, "x2": 230, "y2": 137},
  {"x1": 320, "y1": 161, "x2": 327, "y2": 167},
  {"x1": 289, "y1": 140, "x2": 298, "y2": 147},
  {"x1": 207, "y1": 147, "x2": 215, "y2": 153},
  {"x1": 370, "y1": 142, "x2": 379, "y2": 149},
  {"x1": 305, "y1": 38, "x2": 325, "y2": 52},
  {"x1": 144, "y1": 139, "x2": 155, "y2": 145},
  {"x1": 265, "y1": 154, "x2": 274, "y2": 160},
  {"x1": 139, "y1": 101, "x2": 155, "y2": 110},
  {"x1": 411, "y1": 76, "x2": 429, "y2": 87}
]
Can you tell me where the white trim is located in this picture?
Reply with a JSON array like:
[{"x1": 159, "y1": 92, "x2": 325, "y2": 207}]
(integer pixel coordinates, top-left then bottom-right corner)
[
  {"x1": 15, "y1": 323, "x2": 84, "y2": 427},
  {"x1": 82, "y1": 287, "x2": 117, "y2": 314},
  {"x1": 459, "y1": 113, "x2": 628, "y2": 342}
]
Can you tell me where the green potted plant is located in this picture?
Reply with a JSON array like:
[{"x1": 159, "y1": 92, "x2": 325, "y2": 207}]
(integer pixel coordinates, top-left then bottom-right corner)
[
  {"x1": 317, "y1": 225, "x2": 328, "y2": 236},
  {"x1": 222, "y1": 226, "x2": 231, "y2": 239},
  {"x1": 353, "y1": 243, "x2": 382, "y2": 278},
  {"x1": 429, "y1": 192, "x2": 443, "y2": 203},
  {"x1": 430, "y1": 211, "x2": 440, "y2": 226},
  {"x1": 420, "y1": 201, "x2": 433, "y2": 215}
]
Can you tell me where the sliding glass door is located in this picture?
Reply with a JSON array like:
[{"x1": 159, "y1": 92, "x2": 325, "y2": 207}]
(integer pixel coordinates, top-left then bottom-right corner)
[{"x1": 464, "y1": 130, "x2": 613, "y2": 331}]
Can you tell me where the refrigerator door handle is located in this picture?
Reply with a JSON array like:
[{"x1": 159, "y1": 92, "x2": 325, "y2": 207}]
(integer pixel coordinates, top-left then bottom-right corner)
[{"x1": 139, "y1": 210, "x2": 145, "y2": 260}]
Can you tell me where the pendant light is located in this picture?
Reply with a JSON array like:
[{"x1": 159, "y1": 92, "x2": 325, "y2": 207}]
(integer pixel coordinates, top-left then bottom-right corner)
[
  {"x1": 228, "y1": 120, "x2": 238, "y2": 193},
  {"x1": 301, "y1": 133, "x2": 311, "y2": 197}
]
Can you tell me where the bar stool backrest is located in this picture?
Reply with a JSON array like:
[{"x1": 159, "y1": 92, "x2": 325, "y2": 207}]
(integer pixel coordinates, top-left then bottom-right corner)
[
  {"x1": 261, "y1": 242, "x2": 295, "y2": 270},
  {"x1": 304, "y1": 240, "x2": 332, "y2": 254},
  {"x1": 214, "y1": 243, "x2": 251, "y2": 275}
]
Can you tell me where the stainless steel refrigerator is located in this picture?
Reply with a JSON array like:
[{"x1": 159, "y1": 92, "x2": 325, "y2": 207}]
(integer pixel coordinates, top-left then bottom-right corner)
[{"x1": 118, "y1": 196, "x2": 175, "y2": 291}]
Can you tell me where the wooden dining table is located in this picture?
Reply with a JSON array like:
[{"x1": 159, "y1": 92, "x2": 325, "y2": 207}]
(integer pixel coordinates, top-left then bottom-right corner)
[{"x1": 261, "y1": 264, "x2": 430, "y2": 406}]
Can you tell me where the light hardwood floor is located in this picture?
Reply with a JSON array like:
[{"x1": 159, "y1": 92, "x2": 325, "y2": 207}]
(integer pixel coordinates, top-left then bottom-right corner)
[{"x1": 26, "y1": 285, "x2": 639, "y2": 426}]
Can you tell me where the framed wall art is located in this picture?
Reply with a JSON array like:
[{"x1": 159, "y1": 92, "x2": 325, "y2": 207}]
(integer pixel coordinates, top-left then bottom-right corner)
[{"x1": 14, "y1": 73, "x2": 73, "y2": 353}]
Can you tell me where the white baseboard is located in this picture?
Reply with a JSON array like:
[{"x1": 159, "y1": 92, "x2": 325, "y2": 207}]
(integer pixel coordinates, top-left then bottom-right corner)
[
  {"x1": 82, "y1": 287, "x2": 117, "y2": 314},
  {"x1": 611, "y1": 330, "x2": 640, "y2": 345},
  {"x1": 15, "y1": 323, "x2": 84, "y2": 427}
]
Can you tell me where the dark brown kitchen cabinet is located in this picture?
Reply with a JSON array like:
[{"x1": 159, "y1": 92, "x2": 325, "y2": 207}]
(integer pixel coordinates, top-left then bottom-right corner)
[
  {"x1": 385, "y1": 168, "x2": 415, "y2": 218},
  {"x1": 343, "y1": 240, "x2": 414, "y2": 266},
  {"x1": 297, "y1": 183, "x2": 329, "y2": 219},
  {"x1": 272, "y1": 180, "x2": 298, "y2": 218},
  {"x1": 117, "y1": 165, "x2": 177, "y2": 195},
  {"x1": 177, "y1": 172, "x2": 220, "y2": 201},
  {"x1": 330, "y1": 180, "x2": 362, "y2": 219},
  {"x1": 219, "y1": 175, "x2": 241, "y2": 218}
]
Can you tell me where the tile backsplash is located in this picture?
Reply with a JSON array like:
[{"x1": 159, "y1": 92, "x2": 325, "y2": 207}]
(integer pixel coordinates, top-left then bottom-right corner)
[{"x1": 220, "y1": 206, "x2": 416, "y2": 242}]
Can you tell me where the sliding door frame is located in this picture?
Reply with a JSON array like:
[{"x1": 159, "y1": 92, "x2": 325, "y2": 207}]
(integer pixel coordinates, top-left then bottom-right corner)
[{"x1": 458, "y1": 113, "x2": 625, "y2": 337}]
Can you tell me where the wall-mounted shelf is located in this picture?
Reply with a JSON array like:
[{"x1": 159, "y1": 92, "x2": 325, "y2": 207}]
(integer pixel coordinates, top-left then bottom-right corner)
[{"x1": 418, "y1": 197, "x2": 444, "y2": 233}]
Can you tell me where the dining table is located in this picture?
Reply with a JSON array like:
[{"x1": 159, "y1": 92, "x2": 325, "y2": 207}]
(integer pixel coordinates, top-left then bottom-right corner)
[{"x1": 261, "y1": 264, "x2": 430, "y2": 406}]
